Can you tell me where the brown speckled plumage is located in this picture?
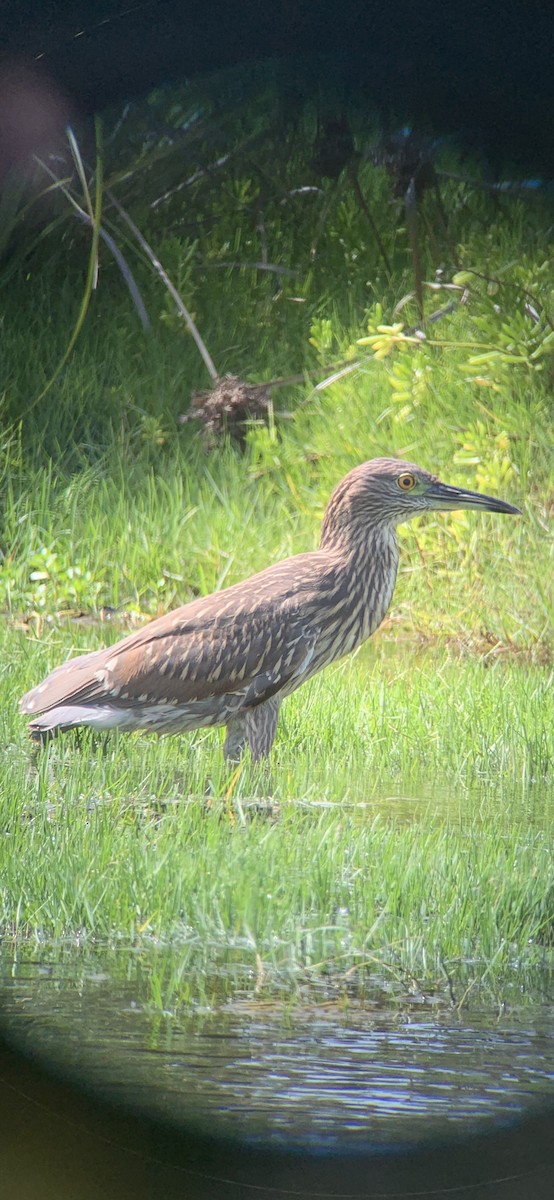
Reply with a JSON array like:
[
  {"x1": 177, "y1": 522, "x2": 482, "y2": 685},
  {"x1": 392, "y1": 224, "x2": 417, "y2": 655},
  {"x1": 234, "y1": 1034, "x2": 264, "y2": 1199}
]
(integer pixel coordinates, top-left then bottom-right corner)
[{"x1": 20, "y1": 458, "x2": 520, "y2": 760}]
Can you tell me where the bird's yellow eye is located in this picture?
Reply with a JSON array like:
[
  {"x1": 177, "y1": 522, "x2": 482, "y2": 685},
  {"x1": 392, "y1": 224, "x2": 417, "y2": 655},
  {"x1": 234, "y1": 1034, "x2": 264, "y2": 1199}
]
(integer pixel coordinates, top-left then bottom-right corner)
[{"x1": 397, "y1": 472, "x2": 417, "y2": 491}]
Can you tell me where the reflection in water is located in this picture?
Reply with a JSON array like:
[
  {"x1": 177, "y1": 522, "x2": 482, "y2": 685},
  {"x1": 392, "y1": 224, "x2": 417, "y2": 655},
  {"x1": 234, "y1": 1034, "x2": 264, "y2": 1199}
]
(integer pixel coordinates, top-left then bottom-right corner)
[
  {"x1": 290, "y1": 779, "x2": 554, "y2": 828},
  {"x1": 1, "y1": 949, "x2": 553, "y2": 1150}
]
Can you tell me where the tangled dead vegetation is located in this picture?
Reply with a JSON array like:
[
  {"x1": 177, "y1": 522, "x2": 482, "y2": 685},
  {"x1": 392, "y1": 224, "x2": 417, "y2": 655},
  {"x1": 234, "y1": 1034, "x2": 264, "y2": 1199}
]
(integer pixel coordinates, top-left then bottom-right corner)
[{"x1": 180, "y1": 375, "x2": 272, "y2": 447}]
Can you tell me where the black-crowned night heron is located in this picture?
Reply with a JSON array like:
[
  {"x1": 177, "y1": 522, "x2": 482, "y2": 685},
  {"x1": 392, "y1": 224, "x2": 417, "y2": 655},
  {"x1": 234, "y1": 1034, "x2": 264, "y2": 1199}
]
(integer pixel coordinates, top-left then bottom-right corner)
[{"x1": 21, "y1": 458, "x2": 520, "y2": 760}]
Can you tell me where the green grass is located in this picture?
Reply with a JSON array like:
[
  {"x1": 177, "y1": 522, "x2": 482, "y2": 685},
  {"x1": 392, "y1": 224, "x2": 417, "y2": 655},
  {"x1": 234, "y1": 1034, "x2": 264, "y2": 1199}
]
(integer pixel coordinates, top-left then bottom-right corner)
[
  {"x1": 3, "y1": 632, "x2": 554, "y2": 1010},
  {"x1": 1, "y1": 77, "x2": 554, "y2": 1014}
]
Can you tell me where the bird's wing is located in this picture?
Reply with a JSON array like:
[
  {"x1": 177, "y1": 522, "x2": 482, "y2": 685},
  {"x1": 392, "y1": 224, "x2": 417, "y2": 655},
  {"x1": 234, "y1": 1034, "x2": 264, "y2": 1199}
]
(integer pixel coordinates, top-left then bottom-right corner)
[
  {"x1": 104, "y1": 610, "x2": 319, "y2": 708},
  {"x1": 20, "y1": 606, "x2": 319, "y2": 717}
]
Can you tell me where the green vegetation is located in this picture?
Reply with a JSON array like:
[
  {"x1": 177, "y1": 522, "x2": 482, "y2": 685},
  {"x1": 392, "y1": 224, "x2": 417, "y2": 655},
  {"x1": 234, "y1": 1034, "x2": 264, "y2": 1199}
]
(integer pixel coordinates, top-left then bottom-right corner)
[{"x1": 1, "y1": 74, "x2": 553, "y2": 1013}]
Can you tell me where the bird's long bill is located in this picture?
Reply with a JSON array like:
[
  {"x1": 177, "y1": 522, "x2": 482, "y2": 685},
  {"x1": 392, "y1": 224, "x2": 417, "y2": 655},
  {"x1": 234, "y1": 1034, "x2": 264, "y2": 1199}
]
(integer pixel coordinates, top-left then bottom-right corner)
[{"x1": 425, "y1": 481, "x2": 521, "y2": 515}]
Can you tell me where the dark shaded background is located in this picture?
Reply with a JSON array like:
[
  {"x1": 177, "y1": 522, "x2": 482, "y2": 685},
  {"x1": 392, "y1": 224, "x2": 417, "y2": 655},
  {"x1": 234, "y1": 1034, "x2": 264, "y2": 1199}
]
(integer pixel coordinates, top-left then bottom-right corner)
[{"x1": 1, "y1": 0, "x2": 553, "y2": 172}]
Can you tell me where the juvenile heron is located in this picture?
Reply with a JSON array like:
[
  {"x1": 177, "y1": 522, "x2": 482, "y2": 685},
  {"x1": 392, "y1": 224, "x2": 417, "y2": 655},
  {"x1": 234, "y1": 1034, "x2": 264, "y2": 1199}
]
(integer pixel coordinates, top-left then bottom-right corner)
[{"x1": 21, "y1": 458, "x2": 520, "y2": 760}]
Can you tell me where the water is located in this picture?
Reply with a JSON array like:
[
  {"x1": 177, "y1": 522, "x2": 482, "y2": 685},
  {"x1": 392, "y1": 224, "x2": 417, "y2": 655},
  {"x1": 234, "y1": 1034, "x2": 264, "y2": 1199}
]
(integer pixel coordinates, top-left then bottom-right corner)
[{"x1": 1, "y1": 946, "x2": 553, "y2": 1151}]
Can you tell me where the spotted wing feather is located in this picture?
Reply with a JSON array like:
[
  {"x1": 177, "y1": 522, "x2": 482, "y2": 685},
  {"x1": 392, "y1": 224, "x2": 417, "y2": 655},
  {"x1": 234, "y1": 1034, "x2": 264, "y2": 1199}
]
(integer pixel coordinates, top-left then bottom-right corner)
[
  {"x1": 103, "y1": 612, "x2": 318, "y2": 708},
  {"x1": 20, "y1": 605, "x2": 318, "y2": 720}
]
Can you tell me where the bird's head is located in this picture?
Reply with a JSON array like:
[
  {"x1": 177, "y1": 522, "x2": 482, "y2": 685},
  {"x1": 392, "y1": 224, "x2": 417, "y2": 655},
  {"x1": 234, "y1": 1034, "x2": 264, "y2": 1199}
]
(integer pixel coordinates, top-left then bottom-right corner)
[{"x1": 320, "y1": 457, "x2": 521, "y2": 548}]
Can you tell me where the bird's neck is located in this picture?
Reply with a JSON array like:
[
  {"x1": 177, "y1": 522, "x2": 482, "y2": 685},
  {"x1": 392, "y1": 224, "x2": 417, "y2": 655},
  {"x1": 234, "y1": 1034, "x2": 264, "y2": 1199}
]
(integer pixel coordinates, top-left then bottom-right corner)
[
  {"x1": 319, "y1": 515, "x2": 398, "y2": 563},
  {"x1": 318, "y1": 521, "x2": 400, "y2": 651}
]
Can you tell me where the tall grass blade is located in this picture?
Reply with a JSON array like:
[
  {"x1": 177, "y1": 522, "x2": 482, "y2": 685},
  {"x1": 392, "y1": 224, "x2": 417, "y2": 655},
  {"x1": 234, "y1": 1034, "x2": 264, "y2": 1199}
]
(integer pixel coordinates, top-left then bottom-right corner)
[
  {"x1": 106, "y1": 188, "x2": 219, "y2": 382},
  {"x1": 30, "y1": 119, "x2": 104, "y2": 409}
]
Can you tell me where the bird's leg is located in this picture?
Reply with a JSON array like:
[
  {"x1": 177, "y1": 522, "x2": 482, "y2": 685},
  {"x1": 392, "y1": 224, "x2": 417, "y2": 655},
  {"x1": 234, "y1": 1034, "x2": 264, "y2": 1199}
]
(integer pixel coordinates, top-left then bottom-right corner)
[
  {"x1": 223, "y1": 716, "x2": 248, "y2": 762},
  {"x1": 245, "y1": 698, "x2": 281, "y2": 762}
]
